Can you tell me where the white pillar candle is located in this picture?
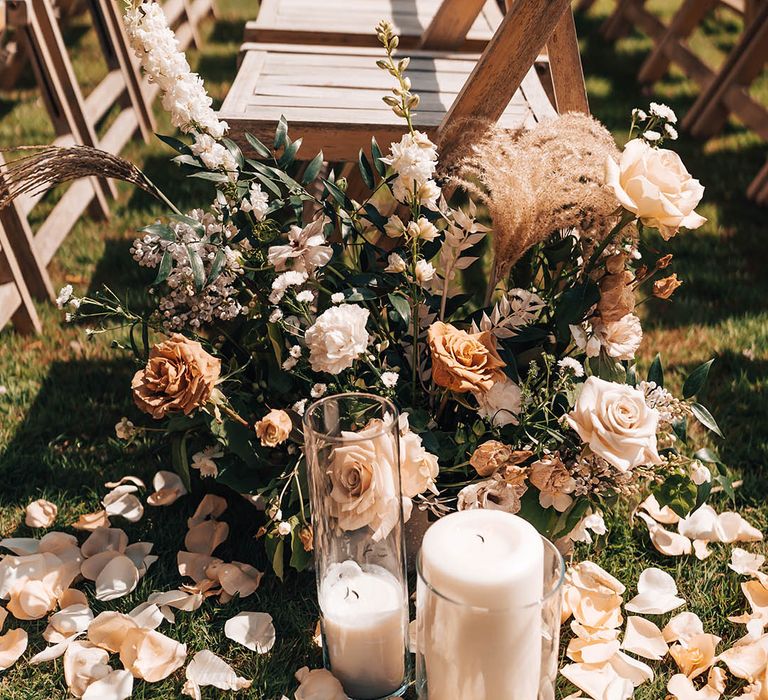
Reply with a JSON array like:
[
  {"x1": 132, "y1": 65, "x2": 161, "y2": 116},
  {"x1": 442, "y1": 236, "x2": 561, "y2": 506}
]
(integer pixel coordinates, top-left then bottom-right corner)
[
  {"x1": 320, "y1": 560, "x2": 407, "y2": 699},
  {"x1": 417, "y1": 510, "x2": 544, "y2": 700}
]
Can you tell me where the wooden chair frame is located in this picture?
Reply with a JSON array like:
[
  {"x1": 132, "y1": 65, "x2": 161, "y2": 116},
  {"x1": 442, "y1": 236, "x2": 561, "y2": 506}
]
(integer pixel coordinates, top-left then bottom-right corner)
[{"x1": 0, "y1": 218, "x2": 41, "y2": 334}]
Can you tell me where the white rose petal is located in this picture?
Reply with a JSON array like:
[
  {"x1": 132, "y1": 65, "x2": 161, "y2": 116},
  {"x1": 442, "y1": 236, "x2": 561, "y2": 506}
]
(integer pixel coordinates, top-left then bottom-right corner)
[
  {"x1": 81, "y1": 669, "x2": 134, "y2": 700},
  {"x1": 667, "y1": 673, "x2": 719, "y2": 700},
  {"x1": 183, "y1": 650, "x2": 251, "y2": 697},
  {"x1": 663, "y1": 612, "x2": 704, "y2": 644},
  {"x1": 637, "y1": 512, "x2": 692, "y2": 557},
  {"x1": 625, "y1": 568, "x2": 685, "y2": 614},
  {"x1": 147, "y1": 470, "x2": 187, "y2": 506},
  {"x1": 25, "y1": 499, "x2": 58, "y2": 528},
  {"x1": 730, "y1": 548, "x2": 766, "y2": 576},
  {"x1": 94, "y1": 555, "x2": 140, "y2": 602},
  {"x1": 622, "y1": 616, "x2": 669, "y2": 660},
  {"x1": 0, "y1": 628, "x2": 27, "y2": 670},
  {"x1": 224, "y1": 612, "x2": 276, "y2": 653},
  {"x1": 102, "y1": 486, "x2": 144, "y2": 523}
]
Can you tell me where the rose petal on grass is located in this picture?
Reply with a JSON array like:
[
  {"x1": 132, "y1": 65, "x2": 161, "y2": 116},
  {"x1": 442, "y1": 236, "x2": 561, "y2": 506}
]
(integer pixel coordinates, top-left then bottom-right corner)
[
  {"x1": 104, "y1": 476, "x2": 145, "y2": 489},
  {"x1": 184, "y1": 520, "x2": 229, "y2": 555},
  {"x1": 71, "y1": 511, "x2": 111, "y2": 531},
  {"x1": 569, "y1": 561, "x2": 626, "y2": 596},
  {"x1": 25, "y1": 499, "x2": 58, "y2": 528},
  {"x1": 95, "y1": 555, "x2": 140, "y2": 602},
  {"x1": 119, "y1": 628, "x2": 187, "y2": 682},
  {"x1": 127, "y1": 602, "x2": 165, "y2": 630},
  {"x1": 81, "y1": 528, "x2": 128, "y2": 558},
  {"x1": 103, "y1": 487, "x2": 144, "y2": 523},
  {"x1": 184, "y1": 649, "x2": 251, "y2": 695},
  {"x1": 639, "y1": 494, "x2": 680, "y2": 525},
  {"x1": 63, "y1": 641, "x2": 111, "y2": 697},
  {"x1": 567, "y1": 636, "x2": 621, "y2": 664},
  {"x1": 670, "y1": 633, "x2": 720, "y2": 679},
  {"x1": 30, "y1": 633, "x2": 82, "y2": 664},
  {"x1": 81, "y1": 550, "x2": 121, "y2": 582},
  {"x1": 187, "y1": 494, "x2": 228, "y2": 528},
  {"x1": 0, "y1": 538, "x2": 40, "y2": 555},
  {"x1": 210, "y1": 561, "x2": 263, "y2": 599},
  {"x1": 663, "y1": 612, "x2": 705, "y2": 644},
  {"x1": 608, "y1": 650, "x2": 654, "y2": 686},
  {"x1": 693, "y1": 540, "x2": 712, "y2": 560},
  {"x1": 147, "y1": 589, "x2": 203, "y2": 612},
  {"x1": 707, "y1": 667, "x2": 727, "y2": 694},
  {"x1": 0, "y1": 628, "x2": 27, "y2": 670},
  {"x1": 88, "y1": 612, "x2": 139, "y2": 653},
  {"x1": 637, "y1": 512, "x2": 692, "y2": 557},
  {"x1": 294, "y1": 666, "x2": 348, "y2": 700},
  {"x1": 730, "y1": 548, "x2": 766, "y2": 577},
  {"x1": 224, "y1": 612, "x2": 275, "y2": 653},
  {"x1": 667, "y1": 673, "x2": 720, "y2": 700},
  {"x1": 678, "y1": 506, "x2": 721, "y2": 541},
  {"x1": 49, "y1": 604, "x2": 94, "y2": 636},
  {"x1": 718, "y1": 643, "x2": 767, "y2": 681},
  {"x1": 622, "y1": 616, "x2": 669, "y2": 660},
  {"x1": 561, "y1": 662, "x2": 634, "y2": 700},
  {"x1": 147, "y1": 471, "x2": 187, "y2": 506},
  {"x1": 7, "y1": 579, "x2": 59, "y2": 620},
  {"x1": 177, "y1": 552, "x2": 222, "y2": 583},
  {"x1": 625, "y1": 568, "x2": 685, "y2": 614},
  {"x1": 81, "y1": 668, "x2": 134, "y2": 700}
]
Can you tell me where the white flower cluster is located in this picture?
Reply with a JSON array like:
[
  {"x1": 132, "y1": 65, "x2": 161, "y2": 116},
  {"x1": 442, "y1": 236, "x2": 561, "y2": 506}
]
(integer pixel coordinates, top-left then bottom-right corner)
[
  {"x1": 381, "y1": 130, "x2": 440, "y2": 208},
  {"x1": 638, "y1": 380, "x2": 690, "y2": 424},
  {"x1": 130, "y1": 209, "x2": 244, "y2": 331},
  {"x1": 239, "y1": 182, "x2": 269, "y2": 220},
  {"x1": 124, "y1": 2, "x2": 235, "y2": 174}
]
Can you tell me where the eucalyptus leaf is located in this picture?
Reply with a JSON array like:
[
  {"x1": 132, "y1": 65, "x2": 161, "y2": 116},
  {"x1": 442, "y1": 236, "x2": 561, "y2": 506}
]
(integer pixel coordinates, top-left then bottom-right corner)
[
  {"x1": 274, "y1": 116, "x2": 288, "y2": 150},
  {"x1": 205, "y1": 250, "x2": 227, "y2": 286},
  {"x1": 388, "y1": 293, "x2": 411, "y2": 327},
  {"x1": 691, "y1": 402, "x2": 723, "y2": 437},
  {"x1": 371, "y1": 137, "x2": 387, "y2": 176},
  {"x1": 302, "y1": 151, "x2": 324, "y2": 184},
  {"x1": 156, "y1": 133, "x2": 191, "y2": 154},
  {"x1": 648, "y1": 354, "x2": 664, "y2": 388},
  {"x1": 139, "y1": 223, "x2": 175, "y2": 241},
  {"x1": 152, "y1": 251, "x2": 173, "y2": 286},
  {"x1": 358, "y1": 149, "x2": 374, "y2": 189},
  {"x1": 245, "y1": 133, "x2": 272, "y2": 158},
  {"x1": 682, "y1": 359, "x2": 714, "y2": 399}
]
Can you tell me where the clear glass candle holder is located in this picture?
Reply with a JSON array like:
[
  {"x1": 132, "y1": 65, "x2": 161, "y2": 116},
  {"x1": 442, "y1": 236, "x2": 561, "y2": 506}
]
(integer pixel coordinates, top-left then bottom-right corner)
[
  {"x1": 304, "y1": 393, "x2": 410, "y2": 700},
  {"x1": 415, "y1": 514, "x2": 565, "y2": 700}
]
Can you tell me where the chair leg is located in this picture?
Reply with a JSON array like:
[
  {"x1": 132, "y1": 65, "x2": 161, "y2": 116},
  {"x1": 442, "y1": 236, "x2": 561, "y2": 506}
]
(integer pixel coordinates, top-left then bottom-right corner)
[
  {"x1": 747, "y1": 160, "x2": 768, "y2": 206},
  {"x1": 546, "y1": 7, "x2": 590, "y2": 113},
  {"x1": 601, "y1": 0, "x2": 642, "y2": 41},
  {"x1": 0, "y1": 224, "x2": 42, "y2": 334}
]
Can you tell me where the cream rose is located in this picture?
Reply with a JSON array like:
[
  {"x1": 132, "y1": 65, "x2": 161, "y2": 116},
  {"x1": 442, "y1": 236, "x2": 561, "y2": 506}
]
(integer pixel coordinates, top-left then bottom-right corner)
[
  {"x1": 254, "y1": 409, "x2": 292, "y2": 447},
  {"x1": 305, "y1": 305, "x2": 370, "y2": 375},
  {"x1": 606, "y1": 139, "x2": 706, "y2": 239},
  {"x1": 474, "y1": 377, "x2": 521, "y2": 427},
  {"x1": 327, "y1": 418, "x2": 402, "y2": 541},
  {"x1": 398, "y1": 414, "x2": 439, "y2": 498},
  {"x1": 428, "y1": 322, "x2": 505, "y2": 393},
  {"x1": 593, "y1": 313, "x2": 643, "y2": 361},
  {"x1": 565, "y1": 376, "x2": 662, "y2": 471},
  {"x1": 457, "y1": 473, "x2": 526, "y2": 515}
]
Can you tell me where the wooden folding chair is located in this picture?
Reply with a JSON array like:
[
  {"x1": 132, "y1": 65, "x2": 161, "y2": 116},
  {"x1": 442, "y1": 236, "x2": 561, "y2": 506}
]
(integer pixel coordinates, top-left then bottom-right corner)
[
  {"x1": 0, "y1": 221, "x2": 41, "y2": 335},
  {"x1": 748, "y1": 160, "x2": 768, "y2": 205},
  {"x1": 221, "y1": 0, "x2": 588, "y2": 163},
  {"x1": 243, "y1": 0, "x2": 503, "y2": 51}
]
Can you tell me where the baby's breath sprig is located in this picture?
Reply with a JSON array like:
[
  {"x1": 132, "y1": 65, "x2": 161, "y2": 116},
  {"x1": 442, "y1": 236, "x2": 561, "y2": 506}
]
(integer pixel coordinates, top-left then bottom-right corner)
[
  {"x1": 629, "y1": 102, "x2": 679, "y2": 147},
  {"x1": 375, "y1": 20, "x2": 419, "y2": 133}
]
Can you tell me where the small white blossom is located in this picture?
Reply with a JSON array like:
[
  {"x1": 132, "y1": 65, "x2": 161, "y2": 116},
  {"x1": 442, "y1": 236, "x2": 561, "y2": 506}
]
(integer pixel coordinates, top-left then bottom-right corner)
[
  {"x1": 270, "y1": 270, "x2": 308, "y2": 304},
  {"x1": 650, "y1": 101, "x2": 677, "y2": 123},
  {"x1": 689, "y1": 460, "x2": 711, "y2": 486},
  {"x1": 293, "y1": 399, "x2": 308, "y2": 416},
  {"x1": 268, "y1": 217, "x2": 332, "y2": 274},
  {"x1": 331, "y1": 292, "x2": 345, "y2": 304},
  {"x1": 289, "y1": 345, "x2": 302, "y2": 359},
  {"x1": 415, "y1": 259, "x2": 436, "y2": 286},
  {"x1": 385, "y1": 253, "x2": 407, "y2": 274},
  {"x1": 557, "y1": 358, "x2": 584, "y2": 378},
  {"x1": 644, "y1": 130, "x2": 661, "y2": 142},
  {"x1": 191, "y1": 445, "x2": 223, "y2": 478},
  {"x1": 282, "y1": 357, "x2": 298, "y2": 370},
  {"x1": 406, "y1": 217, "x2": 439, "y2": 242},
  {"x1": 269, "y1": 309, "x2": 283, "y2": 323},
  {"x1": 56, "y1": 285, "x2": 73, "y2": 309},
  {"x1": 296, "y1": 290, "x2": 314, "y2": 303},
  {"x1": 240, "y1": 182, "x2": 269, "y2": 220},
  {"x1": 632, "y1": 108, "x2": 648, "y2": 121},
  {"x1": 664, "y1": 123, "x2": 679, "y2": 140},
  {"x1": 115, "y1": 417, "x2": 136, "y2": 440},
  {"x1": 277, "y1": 521, "x2": 292, "y2": 536},
  {"x1": 310, "y1": 383, "x2": 327, "y2": 399},
  {"x1": 381, "y1": 371, "x2": 399, "y2": 389}
]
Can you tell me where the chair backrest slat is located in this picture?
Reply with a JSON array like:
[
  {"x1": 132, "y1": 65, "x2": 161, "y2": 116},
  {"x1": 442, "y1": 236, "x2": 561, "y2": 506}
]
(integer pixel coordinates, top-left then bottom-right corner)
[{"x1": 419, "y1": 0, "x2": 487, "y2": 50}]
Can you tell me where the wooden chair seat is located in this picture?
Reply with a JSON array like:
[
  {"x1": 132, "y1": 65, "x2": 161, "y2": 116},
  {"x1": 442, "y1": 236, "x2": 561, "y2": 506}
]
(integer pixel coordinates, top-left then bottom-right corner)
[
  {"x1": 219, "y1": 43, "x2": 557, "y2": 162},
  {"x1": 243, "y1": 0, "x2": 503, "y2": 50}
]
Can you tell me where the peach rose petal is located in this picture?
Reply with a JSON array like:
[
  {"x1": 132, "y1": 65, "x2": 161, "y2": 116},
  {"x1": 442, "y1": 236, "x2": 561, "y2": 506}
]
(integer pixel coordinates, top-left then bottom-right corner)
[
  {"x1": 622, "y1": 616, "x2": 669, "y2": 660},
  {"x1": 670, "y1": 633, "x2": 720, "y2": 680},
  {"x1": 147, "y1": 470, "x2": 187, "y2": 507},
  {"x1": 718, "y1": 643, "x2": 768, "y2": 681},
  {"x1": 625, "y1": 568, "x2": 685, "y2": 615},
  {"x1": 183, "y1": 649, "x2": 251, "y2": 697},
  {"x1": 81, "y1": 669, "x2": 134, "y2": 700},
  {"x1": 0, "y1": 628, "x2": 27, "y2": 670},
  {"x1": 693, "y1": 540, "x2": 712, "y2": 561},
  {"x1": 663, "y1": 612, "x2": 705, "y2": 644},
  {"x1": 667, "y1": 673, "x2": 720, "y2": 700},
  {"x1": 95, "y1": 555, "x2": 140, "y2": 602},
  {"x1": 184, "y1": 519, "x2": 229, "y2": 555},
  {"x1": 30, "y1": 633, "x2": 82, "y2": 664},
  {"x1": 119, "y1": 628, "x2": 187, "y2": 682},
  {"x1": 569, "y1": 561, "x2": 626, "y2": 596},
  {"x1": 560, "y1": 662, "x2": 634, "y2": 700},
  {"x1": 50, "y1": 604, "x2": 94, "y2": 637},
  {"x1": 294, "y1": 666, "x2": 348, "y2": 700},
  {"x1": 224, "y1": 612, "x2": 276, "y2": 653},
  {"x1": 25, "y1": 499, "x2": 58, "y2": 528},
  {"x1": 678, "y1": 506, "x2": 721, "y2": 541},
  {"x1": 707, "y1": 667, "x2": 727, "y2": 694},
  {"x1": 0, "y1": 607, "x2": 6, "y2": 632},
  {"x1": 127, "y1": 602, "x2": 165, "y2": 630},
  {"x1": 72, "y1": 510, "x2": 111, "y2": 531},
  {"x1": 88, "y1": 611, "x2": 140, "y2": 653},
  {"x1": 567, "y1": 636, "x2": 621, "y2": 664},
  {"x1": 7, "y1": 579, "x2": 59, "y2": 620},
  {"x1": 125, "y1": 542, "x2": 157, "y2": 577},
  {"x1": 81, "y1": 528, "x2": 128, "y2": 558},
  {"x1": 187, "y1": 494, "x2": 228, "y2": 528},
  {"x1": 63, "y1": 641, "x2": 111, "y2": 697},
  {"x1": 0, "y1": 538, "x2": 40, "y2": 555},
  {"x1": 639, "y1": 494, "x2": 680, "y2": 525},
  {"x1": 104, "y1": 476, "x2": 145, "y2": 489},
  {"x1": 177, "y1": 552, "x2": 222, "y2": 583},
  {"x1": 102, "y1": 486, "x2": 144, "y2": 523},
  {"x1": 637, "y1": 512, "x2": 692, "y2": 557},
  {"x1": 731, "y1": 549, "x2": 766, "y2": 577},
  {"x1": 81, "y1": 550, "x2": 121, "y2": 581},
  {"x1": 212, "y1": 561, "x2": 263, "y2": 599},
  {"x1": 609, "y1": 650, "x2": 654, "y2": 686}
]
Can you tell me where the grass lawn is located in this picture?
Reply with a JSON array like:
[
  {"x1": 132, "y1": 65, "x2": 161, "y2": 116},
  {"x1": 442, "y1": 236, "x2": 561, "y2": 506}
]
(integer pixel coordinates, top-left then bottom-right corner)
[{"x1": 0, "y1": 0, "x2": 766, "y2": 697}]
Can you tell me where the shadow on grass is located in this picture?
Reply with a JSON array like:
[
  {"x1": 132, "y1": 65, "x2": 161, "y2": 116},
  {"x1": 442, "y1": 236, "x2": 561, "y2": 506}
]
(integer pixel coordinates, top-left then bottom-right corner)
[{"x1": 207, "y1": 17, "x2": 247, "y2": 43}]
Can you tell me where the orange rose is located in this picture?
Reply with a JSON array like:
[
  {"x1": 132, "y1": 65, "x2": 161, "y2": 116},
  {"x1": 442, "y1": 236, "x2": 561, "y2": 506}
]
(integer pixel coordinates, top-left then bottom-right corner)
[
  {"x1": 254, "y1": 409, "x2": 292, "y2": 447},
  {"x1": 131, "y1": 334, "x2": 220, "y2": 419},
  {"x1": 427, "y1": 322, "x2": 505, "y2": 393}
]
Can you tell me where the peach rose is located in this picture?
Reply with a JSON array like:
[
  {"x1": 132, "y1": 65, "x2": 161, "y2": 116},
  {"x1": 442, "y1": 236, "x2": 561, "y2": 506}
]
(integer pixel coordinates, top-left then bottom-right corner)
[
  {"x1": 131, "y1": 334, "x2": 220, "y2": 419},
  {"x1": 255, "y1": 409, "x2": 292, "y2": 447},
  {"x1": 470, "y1": 441, "x2": 531, "y2": 477},
  {"x1": 598, "y1": 269, "x2": 635, "y2": 323},
  {"x1": 606, "y1": 139, "x2": 706, "y2": 239},
  {"x1": 427, "y1": 322, "x2": 505, "y2": 393},
  {"x1": 529, "y1": 453, "x2": 576, "y2": 512},
  {"x1": 565, "y1": 376, "x2": 661, "y2": 472}
]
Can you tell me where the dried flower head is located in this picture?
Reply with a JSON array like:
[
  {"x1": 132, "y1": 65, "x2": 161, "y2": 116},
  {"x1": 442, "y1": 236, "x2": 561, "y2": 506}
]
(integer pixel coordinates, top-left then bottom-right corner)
[{"x1": 653, "y1": 274, "x2": 682, "y2": 300}]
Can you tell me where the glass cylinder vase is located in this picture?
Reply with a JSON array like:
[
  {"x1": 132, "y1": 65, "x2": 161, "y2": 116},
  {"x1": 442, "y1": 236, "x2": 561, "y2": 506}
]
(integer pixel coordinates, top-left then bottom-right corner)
[
  {"x1": 304, "y1": 393, "x2": 410, "y2": 700},
  {"x1": 415, "y1": 510, "x2": 565, "y2": 700}
]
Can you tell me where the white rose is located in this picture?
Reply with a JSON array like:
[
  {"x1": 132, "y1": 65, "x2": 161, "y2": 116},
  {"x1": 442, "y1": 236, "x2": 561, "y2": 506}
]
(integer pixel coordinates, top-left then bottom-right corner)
[
  {"x1": 398, "y1": 414, "x2": 439, "y2": 498},
  {"x1": 594, "y1": 313, "x2": 643, "y2": 361},
  {"x1": 328, "y1": 417, "x2": 402, "y2": 541},
  {"x1": 415, "y1": 260, "x2": 435, "y2": 286},
  {"x1": 304, "y1": 305, "x2": 370, "y2": 375},
  {"x1": 606, "y1": 139, "x2": 706, "y2": 239},
  {"x1": 566, "y1": 376, "x2": 662, "y2": 471},
  {"x1": 474, "y1": 378, "x2": 521, "y2": 427}
]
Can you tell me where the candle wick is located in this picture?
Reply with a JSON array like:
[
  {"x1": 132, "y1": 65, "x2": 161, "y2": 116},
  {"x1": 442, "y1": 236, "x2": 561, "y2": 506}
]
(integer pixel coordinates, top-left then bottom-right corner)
[
  {"x1": 475, "y1": 534, "x2": 485, "y2": 543},
  {"x1": 343, "y1": 587, "x2": 360, "y2": 600}
]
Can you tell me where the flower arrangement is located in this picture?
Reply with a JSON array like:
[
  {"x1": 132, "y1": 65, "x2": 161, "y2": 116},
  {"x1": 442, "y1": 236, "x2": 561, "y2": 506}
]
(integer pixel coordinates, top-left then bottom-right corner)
[{"x1": 30, "y1": 5, "x2": 728, "y2": 574}]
